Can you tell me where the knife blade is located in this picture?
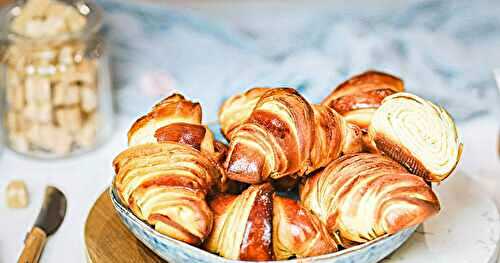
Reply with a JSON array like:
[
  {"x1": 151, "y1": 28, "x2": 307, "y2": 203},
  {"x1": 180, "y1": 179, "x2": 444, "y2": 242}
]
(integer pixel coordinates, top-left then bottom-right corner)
[
  {"x1": 18, "y1": 186, "x2": 67, "y2": 263},
  {"x1": 34, "y1": 186, "x2": 67, "y2": 235}
]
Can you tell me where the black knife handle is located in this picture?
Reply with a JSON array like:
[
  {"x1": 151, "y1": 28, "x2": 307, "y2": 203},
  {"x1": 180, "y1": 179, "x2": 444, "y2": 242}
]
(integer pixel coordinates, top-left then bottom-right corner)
[{"x1": 18, "y1": 227, "x2": 47, "y2": 263}]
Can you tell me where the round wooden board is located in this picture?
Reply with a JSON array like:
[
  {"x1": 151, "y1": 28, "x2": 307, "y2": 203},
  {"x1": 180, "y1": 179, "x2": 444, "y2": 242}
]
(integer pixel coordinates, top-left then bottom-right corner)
[{"x1": 84, "y1": 188, "x2": 165, "y2": 263}]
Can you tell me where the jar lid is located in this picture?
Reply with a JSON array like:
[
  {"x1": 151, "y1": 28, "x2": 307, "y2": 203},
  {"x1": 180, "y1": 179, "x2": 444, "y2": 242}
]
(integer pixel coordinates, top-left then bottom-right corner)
[{"x1": 0, "y1": 0, "x2": 103, "y2": 43}]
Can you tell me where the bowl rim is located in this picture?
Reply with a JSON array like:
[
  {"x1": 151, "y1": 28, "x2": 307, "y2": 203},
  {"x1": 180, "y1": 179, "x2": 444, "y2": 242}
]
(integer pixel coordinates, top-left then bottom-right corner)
[{"x1": 109, "y1": 185, "x2": 417, "y2": 263}]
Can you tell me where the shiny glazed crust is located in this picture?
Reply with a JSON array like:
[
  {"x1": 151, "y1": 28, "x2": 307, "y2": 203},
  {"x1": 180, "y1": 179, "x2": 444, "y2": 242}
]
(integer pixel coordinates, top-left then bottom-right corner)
[
  {"x1": 205, "y1": 184, "x2": 274, "y2": 261},
  {"x1": 272, "y1": 195, "x2": 338, "y2": 260},
  {"x1": 300, "y1": 153, "x2": 440, "y2": 245},
  {"x1": 224, "y1": 88, "x2": 363, "y2": 184},
  {"x1": 128, "y1": 94, "x2": 204, "y2": 147},
  {"x1": 322, "y1": 71, "x2": 404, "y2": 129},
  {"x1": 154, "y1": 123, "x2": 207, "y2": 150}
]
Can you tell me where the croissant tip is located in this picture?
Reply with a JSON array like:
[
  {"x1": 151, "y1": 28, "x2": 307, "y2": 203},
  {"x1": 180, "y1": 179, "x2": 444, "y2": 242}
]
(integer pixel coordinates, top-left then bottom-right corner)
[
  {"x1": 127, "y1": 93, "x2": 205, "y2": 146},
  {"x1": 154, "y1": 123, "x2": 207, "y2": 150},
  {"x1": 149, "y1": 213, "x2": 206, "y2": 245},
  {"x1": 225, "y1": 145, "x2": 266, "y2": 184}
]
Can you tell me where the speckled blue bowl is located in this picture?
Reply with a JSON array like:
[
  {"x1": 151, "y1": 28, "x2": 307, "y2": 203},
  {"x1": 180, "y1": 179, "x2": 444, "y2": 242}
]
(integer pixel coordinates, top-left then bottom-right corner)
[{"x1": 109, "y1": 186, "x2": 417, "y2": 263}]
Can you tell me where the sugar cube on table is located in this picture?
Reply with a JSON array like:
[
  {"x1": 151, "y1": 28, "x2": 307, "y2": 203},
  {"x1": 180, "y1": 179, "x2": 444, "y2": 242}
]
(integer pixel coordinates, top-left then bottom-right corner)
[{"x1": 5, "y1": 180, "x2": 29, "y2": 209}]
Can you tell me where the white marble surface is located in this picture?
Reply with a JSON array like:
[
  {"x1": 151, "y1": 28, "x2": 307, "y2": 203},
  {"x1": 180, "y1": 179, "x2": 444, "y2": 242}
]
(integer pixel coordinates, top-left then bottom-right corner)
[
  {"x1": 100, "y1": 0, "x2": 500, "y2": 122},
  {"x1": 0, "y1": 114, "x2": 499, "y2": 263},
  {"x1": 387, "y1": 173, "x2": 500, "y2": 263}
]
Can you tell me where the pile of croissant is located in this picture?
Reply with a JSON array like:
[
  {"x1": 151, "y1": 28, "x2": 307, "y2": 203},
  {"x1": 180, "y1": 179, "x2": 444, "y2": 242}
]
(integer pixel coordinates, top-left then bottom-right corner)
[{"x1": 113, "y1": 71, "x2": 462, "y2": 261}]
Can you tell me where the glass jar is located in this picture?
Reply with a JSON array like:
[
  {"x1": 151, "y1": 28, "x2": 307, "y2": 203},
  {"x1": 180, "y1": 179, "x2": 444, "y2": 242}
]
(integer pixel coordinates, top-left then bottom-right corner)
[{"x1": 0, "y1": 0, "x2": 113, "y2": 158}]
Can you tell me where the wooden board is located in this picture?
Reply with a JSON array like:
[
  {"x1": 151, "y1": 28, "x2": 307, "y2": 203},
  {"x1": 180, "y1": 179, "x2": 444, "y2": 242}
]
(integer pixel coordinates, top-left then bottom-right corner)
[{"x1": 84, "y1": 188, "x2": 164, "y2": 263}]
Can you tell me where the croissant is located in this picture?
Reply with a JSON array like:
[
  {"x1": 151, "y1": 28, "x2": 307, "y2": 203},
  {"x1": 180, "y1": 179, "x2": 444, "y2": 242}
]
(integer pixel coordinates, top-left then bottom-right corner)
[
  {"x1": 219, "y1": 87, "x2": 270, "y2": 139},
  {"x1": 368, "y1": 93, "x2": 462, "y2": 182},
  {"x1": 224, "y1": 88, "x2": 363, "y2": 184},
  {"x1": 322, "y1": 71, "x2": 404, "y2": 130},
  {"x1": 127, "y1": 93, "x2": 234, "y2": 190},
  {"x1": 128, "y1": 94, "x2": 216, "y2": 153},
  {"x1": 113, "y1": 93, "x2": 233, "y2": 245},
  {"x1": 206, "y1": 183, "x2": 274, "y2": 261},
  {"x1": 113, "y1": 143, "x2": 220, "y2": 245},
  {"x1": 206, "y1": 183, "x2": 338, "y2": 261},
  {"x1": 300, "y1": 153, "x2": 440, "y2": 245},
  {"x1": 273, "y1": 195, "x2": 338, "y2": 260}
]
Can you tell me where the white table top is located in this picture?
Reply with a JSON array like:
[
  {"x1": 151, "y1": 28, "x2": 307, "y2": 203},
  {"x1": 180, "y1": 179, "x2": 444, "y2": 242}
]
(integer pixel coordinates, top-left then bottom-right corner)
[
  {"x1": 387, "y1": 172, "x2": 500, "y2": 263},
  {"x1": 0, "y1": 114, "x2": 499, "y2": 262}
]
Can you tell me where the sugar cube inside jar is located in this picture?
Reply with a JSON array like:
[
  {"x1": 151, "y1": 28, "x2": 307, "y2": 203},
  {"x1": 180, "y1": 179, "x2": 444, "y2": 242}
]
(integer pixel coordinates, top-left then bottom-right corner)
[{"x1": 0, "y1": 0, "x2": 113, "y2": 158}]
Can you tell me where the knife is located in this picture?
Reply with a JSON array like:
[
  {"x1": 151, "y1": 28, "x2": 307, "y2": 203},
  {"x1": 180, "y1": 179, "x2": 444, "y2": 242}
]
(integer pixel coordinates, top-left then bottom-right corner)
[{"x1": 18, "y1": 186, "x2": 67, "y2": 263}]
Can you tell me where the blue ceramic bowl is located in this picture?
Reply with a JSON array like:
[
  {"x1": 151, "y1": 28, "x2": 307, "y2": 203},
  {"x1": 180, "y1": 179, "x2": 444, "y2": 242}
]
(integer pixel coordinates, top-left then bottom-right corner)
[{"x1": 109, "y1": 186, "x2": 416, "y2": 263}]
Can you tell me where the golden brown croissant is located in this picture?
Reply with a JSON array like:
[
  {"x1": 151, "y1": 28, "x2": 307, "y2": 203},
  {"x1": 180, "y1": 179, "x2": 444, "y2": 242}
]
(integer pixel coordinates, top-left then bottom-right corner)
[
  {"x1": 322, "y1": 71, "x2": 404, "y2": 130},
  {"x1": 113, "y1": 143, "x2": 222, "y2": 245},
  {"x1": 300, "y1": 153, "x2": 440, "y2": 245},
  {"x1": 206, "y1": 183, "x2": 338, "y2": 261},
  {"x1": 219, "y1": 87, "x2": 270, "y2": 139},
  {"x1": 273, "y1": 195, "x2": 338, "y2": 260},
  {"x1": 368, "y1": 93, "x2": 462, "y2": 182},
  {"x1": 224, "y1": 88, "x2": 363, "y2": 184},
  {"x1": 206, "y1": 183, "x2": 274, "y2": 261},
  {"x1": 127, "y1": 93, "x2": 235, "y2": 191},
  {"x1": 113, "y1": 93, "x2": 237, "y2": 245}
]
